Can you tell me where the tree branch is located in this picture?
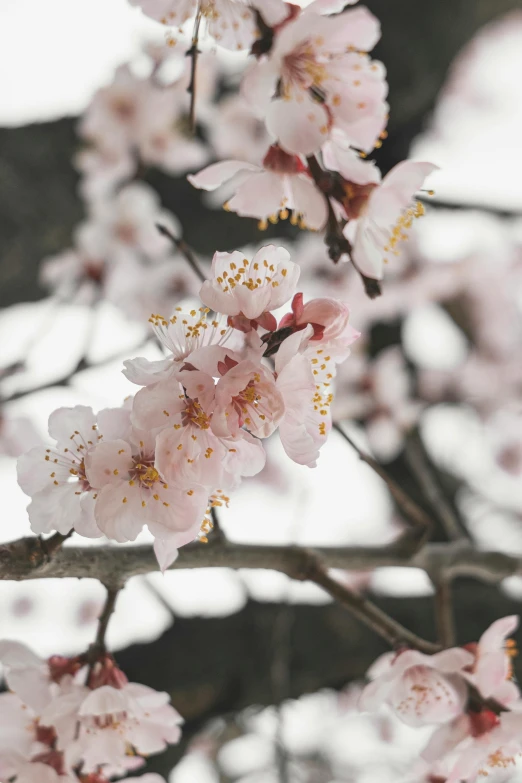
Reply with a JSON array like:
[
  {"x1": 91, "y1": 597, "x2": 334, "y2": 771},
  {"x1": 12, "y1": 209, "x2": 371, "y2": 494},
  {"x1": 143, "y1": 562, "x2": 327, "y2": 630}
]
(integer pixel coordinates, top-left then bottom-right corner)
[
  {"x1": 405, "y1": 430, "x2": 465, "y2": 541},
  {"x1": 156, "y1": 223, "x2": 207, "y2": 283},
  {"x1": 333, "y1": 423, "x2": 433, "y2": 536}
]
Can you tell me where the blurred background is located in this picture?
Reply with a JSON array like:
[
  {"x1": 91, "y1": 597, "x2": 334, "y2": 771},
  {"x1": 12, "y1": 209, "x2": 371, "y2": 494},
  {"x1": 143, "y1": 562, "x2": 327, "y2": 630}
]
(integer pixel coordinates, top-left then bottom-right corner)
[{"x1": 1, "y1": 0, "x2": 522, "y2": 780}]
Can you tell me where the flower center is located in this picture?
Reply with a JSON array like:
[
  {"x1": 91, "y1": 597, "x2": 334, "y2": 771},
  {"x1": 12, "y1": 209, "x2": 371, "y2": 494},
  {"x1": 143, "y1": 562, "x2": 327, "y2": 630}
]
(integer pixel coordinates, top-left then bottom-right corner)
[
  {"x1": 183, "y1": 399, "x2": 211, "y2": 430},
  {"x1": 383, "y1": 201, "x2": 425, "y2": 262},
  {"x1": 282, "y1": 41, "x2": 326, "y2": 92},
  {"x1": 129, "y1": 458, "x2": 160, "y2": 488}
]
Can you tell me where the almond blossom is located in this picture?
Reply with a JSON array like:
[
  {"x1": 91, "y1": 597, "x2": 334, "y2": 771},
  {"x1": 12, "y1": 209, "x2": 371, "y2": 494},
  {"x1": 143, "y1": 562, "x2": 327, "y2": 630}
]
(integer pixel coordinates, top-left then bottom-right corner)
[
  {"x1": 211, "y1": 358, "x2": 285, "y2": 438},
  {"x1": 84, "y1": 427, "x2": 209, "y2": 548},
  {"x1": 16, "y1": 405, "x2": 109, "y2": 538},
  {"x1": 442, "y1": 713, "x2": 522, "y2": 783},
  {"x1": 131, "y1": 376, "x2": 266, "y2": 489},
  {"x1": 242, "y1": 5, "x2": 388, "y2": 155},
  {"x1": 343, "y1": 160, "x2": 438, "y2": 281},
  {"x1": 188, "y1": 145, "x2": 329, "y2": 230},
  {"x1": 199, "y1": 245, "x2": 300, "y2": 331},
  {"x1": 123, "y1": 306, "x2": 235, "y2": 386},
  {"x1": 359, "y1": 647, "x2": 474, "y2": 727}
]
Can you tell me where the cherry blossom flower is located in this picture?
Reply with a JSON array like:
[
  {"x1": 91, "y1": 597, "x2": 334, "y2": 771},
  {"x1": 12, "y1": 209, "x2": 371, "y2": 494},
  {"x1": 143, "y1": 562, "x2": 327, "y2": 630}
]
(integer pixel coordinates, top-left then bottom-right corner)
[
  {"x1": 199, "y1": 245, "x2": 299, "y2": 330},
  {"x1": 129, "y1": 0, "x2": 288, "y2": 51},
  {"x1": 359, "y1": 647, "x2": 474, "y2": 727},
  {"x1": 188, "y1": 145, "x2": 329, "y2": 230},
  {"x1": 442, "y1": 712, "x2": 522, "y2": 783},
  {"x1": 16, "y1": 405, "x2": 111, "y2": 538},
  {"x1": 344, "y1": 161, "x2": 438, "y2": 281},
  {"x1": 211, "y1": 358, "x2": 285, "y2": 438},
  {"x1": 242, "y1": 6, "x2": 388, "y2": 155},
  {"x1": 123, "y1": 307, "x2": 235, "y2": 386},
  {"x1": 464, "y1": 616, "x2": 520, "y2": 703},
  {"x1": 84, "y1": 419, "x2": 209, "y2": 547},
  {"x1": 131, "y1": 377, "x2": 266, "y2": 489},
  {"x1": 57, "y1": 682, "x2": 183, "y2": 773}
]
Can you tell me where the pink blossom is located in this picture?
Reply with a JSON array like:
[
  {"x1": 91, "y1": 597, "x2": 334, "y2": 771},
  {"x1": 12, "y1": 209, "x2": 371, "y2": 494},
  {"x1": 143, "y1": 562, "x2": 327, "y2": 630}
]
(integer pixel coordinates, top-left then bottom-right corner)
[
  {"x1": 123, "y1": 307, "x2": 234, "y2": 386},
  {"x1": 242, "y1": 6, "x2": 387, "y2": 155},
  {"x1": 443, "y1": 712, "x2": 522, "y2": 783},
  {"x1": 131, "y1": 377, "x2": 266, "y2": 489},
  {"x1": 16, "y1": 405, "x2": 112, "y2": 538},
  {"x1": 199, "y1": 245, "x2": 299, "y2": 329},
  {"x1": 211, "y1": 359, "x2": 285, "y2": 438},
  {"x1": 465, "y1": 616, "x2": 520, "y2": 703},
  {"x1": 209, "y1": 93, "x2": 272, "y2": 164},
  {"x1": 188, "y1": 145, "x2": 329, "y2": 230},
  {"x1": 85, "y1": 426, "x2": 209, "y2": 546},
  {"x1": 344, "y1": 160, "x2": 438, "y2": 281},
  {"x1": 359, "y1": 647, "x2": 474, "y2": 727},
  {"x1": 60, "y1": 682, "x2": 182, "y2": 773},
  {"x1": 129, "y1": 0, "x2": 288, "y2": 51}
]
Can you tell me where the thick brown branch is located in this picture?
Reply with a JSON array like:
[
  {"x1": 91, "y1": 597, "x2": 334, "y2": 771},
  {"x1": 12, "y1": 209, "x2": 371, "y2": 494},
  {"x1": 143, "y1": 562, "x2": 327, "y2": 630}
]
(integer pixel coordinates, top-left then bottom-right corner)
[{"x1": 1, "y1": 536, "x2": 520, "y2": 586}]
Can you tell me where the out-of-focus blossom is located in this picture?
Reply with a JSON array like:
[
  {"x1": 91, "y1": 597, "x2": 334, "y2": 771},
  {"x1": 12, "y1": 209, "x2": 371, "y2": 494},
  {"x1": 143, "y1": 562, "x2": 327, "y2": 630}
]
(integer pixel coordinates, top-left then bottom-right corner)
[
  {"x1": 242, "y1": 6, "x2": 387, "y2": 155},
  {"x1": 359, "y1": 647, "x2": 474, "y2": 727},
  {"x1": 334, "y1": 345, "x2": 420, "y2": 461},
  {"x1": 209, "y1": 94, "x2": 272, "y2": 164},
  {"x1": 78, "y1": 63, "x2": 208, "y2": 190},
  {"x1": 0, "y1": 414, "x2": 42, "y2": 458},
  {"x1": 189, "y1": 145, "x2": 328, "y2": 230}
]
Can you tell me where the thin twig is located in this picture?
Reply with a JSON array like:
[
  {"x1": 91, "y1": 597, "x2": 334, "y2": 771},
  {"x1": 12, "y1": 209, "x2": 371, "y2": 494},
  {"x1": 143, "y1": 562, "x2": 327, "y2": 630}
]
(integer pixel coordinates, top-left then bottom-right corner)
[
  {"x1": 187, "y1": 6, "x2": 203, "y2": 133},
  {"x1": 156, "y1": 223, "x2": 207, "y2": 283},
  {"x1": 88, "y1": 585, "x2": 120, "y2": 663},
  {"x1": 405, "y1": 430, "x2": 465, "y2": 541},
  {"x1": 433, "y1": 579, "x2": 455, "y2": 647},
  {"x1": 333, "y1": 423, "x2": 433, "y2": 535},
  {"x1": 308, "y1": 563, "x2": 440, "y2": 653},
  {"x1": 210, "y1": 505, "x2": 226, "y2": 542}
]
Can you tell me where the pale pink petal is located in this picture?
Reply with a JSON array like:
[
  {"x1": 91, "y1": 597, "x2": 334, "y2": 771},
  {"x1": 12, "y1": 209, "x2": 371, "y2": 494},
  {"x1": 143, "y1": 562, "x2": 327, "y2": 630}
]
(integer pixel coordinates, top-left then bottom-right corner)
[
  {"x1": 389, "y1": 667, "x2": 468, "y2": 727},
  {"x1": 131, "y1": 380, "x2": 185, "y2": 432},
  {"x1": 228, "y1": 171, "x2": 286, "y2": 219},
  {"x1": 479, "y1": 616, "x2": 519, "y2": 653},
  {"x1": 93, "y1": 483, "x2": 145, "y2": 542},
  {"x1": 266, "y1": 96, "x2": 328, "y2": 156},
  {"x1": 322, "y1": 141, "x2": 381, "y2": 185},
  {"x1": 422, "y1": 715, "x2": 471, "y2": 763},
  {"x1": 122, "y1": 356, "x2": 174, "y2": 386},
  {"x1": 47, "y1": 405, "x2": 97, "y2": 445},
  {"x1": 153, "y1": 538, "x2": 180, "y2": 573},
  {"x1": 188, "y1": 160, "x2": 260, "y2": 191},
  {"x1": 241, "y1": 59, "x2": 279, "y2": 115},
  {"x1": 475, "y1": 651, "x2": 510, "y2": 699},
  {"x1": 432, "y1": 647, "x2": 475, "y2": 673},
  {"x1": 289, "y1": 175, "x2": 328, "y2": 230},
  {"x1": 85, "y1": 439, "x2": 133, "y2": 489},
  {"x1": 27, "y1": 484, "x2": 83, "y2": 535}
]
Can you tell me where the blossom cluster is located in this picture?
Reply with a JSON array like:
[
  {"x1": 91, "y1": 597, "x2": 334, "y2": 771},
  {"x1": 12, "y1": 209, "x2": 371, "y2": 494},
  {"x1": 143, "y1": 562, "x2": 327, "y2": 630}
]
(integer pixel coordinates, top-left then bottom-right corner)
[
  {"x1": 360, "y1": 616, "x2": 522, "y2": 782},
  {"x1": 18, "y1": 244, "x2": 358, "y2": 569},
  {"x1": 0, "y1": 640, "x2": 179, "y2": 783}
]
